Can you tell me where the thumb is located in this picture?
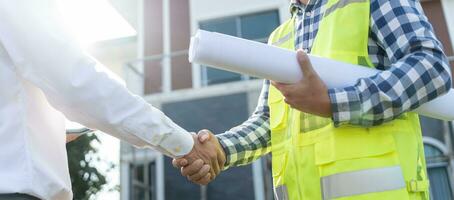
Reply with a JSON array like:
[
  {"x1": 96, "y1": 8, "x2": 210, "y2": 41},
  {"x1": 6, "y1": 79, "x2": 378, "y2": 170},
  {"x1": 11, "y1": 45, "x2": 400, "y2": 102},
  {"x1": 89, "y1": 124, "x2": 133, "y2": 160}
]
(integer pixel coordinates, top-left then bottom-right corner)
[
  {"x1": 296, "y1": 49, "x2": 315, "y2": 78},
  {"x1": 198, "y1": 130, "x2": 211, "y2": 143}
]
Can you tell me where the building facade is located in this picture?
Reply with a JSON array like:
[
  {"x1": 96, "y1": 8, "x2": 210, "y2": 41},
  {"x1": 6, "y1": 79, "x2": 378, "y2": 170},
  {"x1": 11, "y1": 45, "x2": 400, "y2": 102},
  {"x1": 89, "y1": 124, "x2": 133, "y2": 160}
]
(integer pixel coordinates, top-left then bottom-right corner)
[{"x1": 120, "y1": 0, "x2": 454, "y2": 199}]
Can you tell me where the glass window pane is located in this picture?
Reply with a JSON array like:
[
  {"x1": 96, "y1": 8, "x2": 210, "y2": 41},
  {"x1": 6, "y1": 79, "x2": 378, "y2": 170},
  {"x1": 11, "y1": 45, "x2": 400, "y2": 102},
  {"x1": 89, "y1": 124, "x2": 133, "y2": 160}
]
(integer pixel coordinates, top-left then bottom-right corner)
[
  {"x1": 199, "y1": 10, "x2": 280, "y2": 85},
  {"x1": 205, "y1": 68, "x2": 242, "y2": 85},
  {"x1": 199, "y1": 17, "x2": 237, "y2": 36},
  {"x1": 134, "y1": 187, "x2": 146, "y2": 200},
  {"x1": 424, "y1": 144, "x2": 444, "y2": 158},
  {"x1": 136, "y1": 164, "x2": 144, "y2": 183},
  {"x1": 428, "y1": 166, "x2": 453, "y2": 200},
  {"x1": 200, "y1": 17, "x2": 241, "y2": 85},
  {"x1": 240, "y1": 10, "x2": 280, "y2": 41}
]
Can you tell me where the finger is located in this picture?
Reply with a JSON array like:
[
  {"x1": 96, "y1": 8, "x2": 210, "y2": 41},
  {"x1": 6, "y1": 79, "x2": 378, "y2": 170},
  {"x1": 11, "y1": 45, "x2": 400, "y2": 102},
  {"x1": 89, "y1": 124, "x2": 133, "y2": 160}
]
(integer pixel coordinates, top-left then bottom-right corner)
[
  {"x1": 196, "y1": 173, "x2": 212, "y2": 185},
  {"x1": 208, "y1": 165, "x2": 216, "y2": 180},
  {"x1": 271, "y1": 81, "x2": 291, "y2": 88},
  {"x1": 271, "y1": 81, "x2": 288, "y2": 94},
  {"x1": 211, "y1": 158, "x2": 221, "y2": 178},
  {"x1": 173, "y1": 158, "x2": 188, "y2": 168},
  {"x1": 284, "y1": 97, "x2": 293, "y2": 105},
  {"x1": 66, "y1": 134, "x2": 80, "y2": 143},
  {"x1": 296, "y1": 49, "x2": 316, "y2": 78},
  {"x1": 172, "y1": 159, "x2": 178, "y2": 168},
  {"x1": 181, "y1": 159, "x2": 204, "y2": 176},
  {"x1": 198, "y1": 130, "x2": 211, "y2": 143},
  {"x1": 217, "y1": 150, "x2": 226, "y2": 171},
  {"x1": 188, "y1": 164, "x2": 211, "y2": 182},
  {"x1": 271, "y1": 81, "x2": 295, "y2": 96}
]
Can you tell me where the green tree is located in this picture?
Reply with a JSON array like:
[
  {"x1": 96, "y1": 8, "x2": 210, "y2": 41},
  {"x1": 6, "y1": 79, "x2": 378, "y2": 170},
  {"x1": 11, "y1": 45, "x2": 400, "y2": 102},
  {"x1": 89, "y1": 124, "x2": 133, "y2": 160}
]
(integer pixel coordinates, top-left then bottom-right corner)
[{"x1": 66, "y1": 134, "x2": 107, "y2": 200}]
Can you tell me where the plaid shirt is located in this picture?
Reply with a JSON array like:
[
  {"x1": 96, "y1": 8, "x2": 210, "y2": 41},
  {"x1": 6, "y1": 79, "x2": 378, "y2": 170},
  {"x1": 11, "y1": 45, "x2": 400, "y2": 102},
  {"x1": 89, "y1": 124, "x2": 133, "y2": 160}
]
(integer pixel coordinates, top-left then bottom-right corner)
[{"x1": 217, "y1": 0, "x2": 452, "y2": 168}]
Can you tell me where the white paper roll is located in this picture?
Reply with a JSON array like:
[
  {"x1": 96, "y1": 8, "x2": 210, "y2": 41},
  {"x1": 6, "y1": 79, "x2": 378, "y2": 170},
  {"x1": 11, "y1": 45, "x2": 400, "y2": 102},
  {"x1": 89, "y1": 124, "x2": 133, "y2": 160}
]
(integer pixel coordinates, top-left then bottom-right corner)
[{"x1": 189, "y1": 30, "x2": 454, "y2": 121}]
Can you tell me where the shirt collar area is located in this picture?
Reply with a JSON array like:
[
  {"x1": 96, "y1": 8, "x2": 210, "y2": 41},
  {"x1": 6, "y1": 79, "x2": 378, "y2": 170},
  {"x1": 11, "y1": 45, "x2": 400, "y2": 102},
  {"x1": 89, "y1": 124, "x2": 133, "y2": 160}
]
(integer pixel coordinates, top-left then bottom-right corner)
[{"x1": 290, "y1": 0, "x2": 318, "y2": 15}]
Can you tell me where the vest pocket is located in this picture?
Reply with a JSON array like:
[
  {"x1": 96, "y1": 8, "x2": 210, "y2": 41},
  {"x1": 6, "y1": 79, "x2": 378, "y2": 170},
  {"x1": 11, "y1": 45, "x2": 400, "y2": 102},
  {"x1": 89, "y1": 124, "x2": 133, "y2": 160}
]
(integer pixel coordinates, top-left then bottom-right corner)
[
  {"x1": 269, "y1": 86, "x2": 288, "y2": 131},
  {"x1": 314, "y1": 126, "x2": 397, "y2": 167},
  {"x1": 314, "y1": 127, "x2": 410, "y2": 199},
  {"x1": 272, "y1": 150, "x2": 288, "y2": 185}
]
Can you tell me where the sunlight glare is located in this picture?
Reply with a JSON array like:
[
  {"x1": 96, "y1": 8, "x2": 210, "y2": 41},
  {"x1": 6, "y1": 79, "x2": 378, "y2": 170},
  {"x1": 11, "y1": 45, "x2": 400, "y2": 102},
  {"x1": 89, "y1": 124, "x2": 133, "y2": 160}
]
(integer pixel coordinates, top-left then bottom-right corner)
[{"x1": 58, "y1": 0, "x2": 136, "y2": 47}]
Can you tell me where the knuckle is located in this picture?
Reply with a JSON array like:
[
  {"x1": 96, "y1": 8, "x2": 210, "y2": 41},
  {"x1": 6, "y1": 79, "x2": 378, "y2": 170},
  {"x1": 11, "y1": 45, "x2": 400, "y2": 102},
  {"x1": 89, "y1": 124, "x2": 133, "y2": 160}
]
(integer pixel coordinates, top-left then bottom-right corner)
[
  {"x1": 281, "y1": 91, "x2": 290, "y2": 97},
  {"x1": 198, "y1": 169, "x2": 207, "y2": 177},
  {"x1": 301, "y1": 55, "x2": 309, "y2": 62},
  {"x1": 189, "y1": 176, "x2": 199, "y2": 182},
  {"x1": 199, "y1": 129, "x2": 210, "y2": 134},
  {"x1": 183, "y1": 167, "x2": 196, "y2": 176}
]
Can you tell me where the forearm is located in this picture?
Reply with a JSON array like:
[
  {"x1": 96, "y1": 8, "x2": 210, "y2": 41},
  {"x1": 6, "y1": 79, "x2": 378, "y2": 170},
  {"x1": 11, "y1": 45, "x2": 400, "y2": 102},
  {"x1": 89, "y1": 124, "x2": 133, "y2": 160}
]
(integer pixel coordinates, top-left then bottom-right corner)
[
  {"x1": 217, "y1": 80, "x2": 272, "y2": 168},
  {"x1": 329, "y1": 49, "x2": 451, "y2": 126},
  {"x1": 217, "y1": 117, "x2": 271, "y2": 168},
  {"x1": 0, "y1": 0, "x2": 194, "y2": 157},
  {"x1": 329, "y1": 0, "x2": 452, "y2": 127}
]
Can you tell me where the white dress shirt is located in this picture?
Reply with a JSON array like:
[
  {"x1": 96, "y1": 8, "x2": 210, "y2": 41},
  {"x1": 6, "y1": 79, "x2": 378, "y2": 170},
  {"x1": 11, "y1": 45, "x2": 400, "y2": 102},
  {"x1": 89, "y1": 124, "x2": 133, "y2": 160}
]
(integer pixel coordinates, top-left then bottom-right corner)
[{"x1": 0, "y1": 1, "x2": 194, "y2": 199}]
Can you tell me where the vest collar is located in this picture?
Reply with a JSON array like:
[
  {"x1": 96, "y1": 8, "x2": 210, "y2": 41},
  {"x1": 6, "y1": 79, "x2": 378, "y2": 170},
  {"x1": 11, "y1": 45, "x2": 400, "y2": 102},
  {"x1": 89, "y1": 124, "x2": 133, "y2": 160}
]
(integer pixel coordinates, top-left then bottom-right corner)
[{"x1": 290, "y1": 0, "x2": 320, "y2": 15}]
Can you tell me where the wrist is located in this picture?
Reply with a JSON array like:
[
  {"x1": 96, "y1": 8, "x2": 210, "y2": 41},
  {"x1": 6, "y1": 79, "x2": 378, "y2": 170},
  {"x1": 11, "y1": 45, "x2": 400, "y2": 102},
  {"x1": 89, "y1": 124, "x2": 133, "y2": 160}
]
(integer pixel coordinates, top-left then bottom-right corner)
[
  {"x1": 217, "y1": 140, "x2": 227, "y2": 168},
  {"x1": 328, "y1": 86, "x2": 362, "y2": 126},
  {"x1": 320, "y1": 87, "x2": 333, "y2": 118},
  {"x1": 216, "y1": 134, "x2": 232, "y2": 169}
]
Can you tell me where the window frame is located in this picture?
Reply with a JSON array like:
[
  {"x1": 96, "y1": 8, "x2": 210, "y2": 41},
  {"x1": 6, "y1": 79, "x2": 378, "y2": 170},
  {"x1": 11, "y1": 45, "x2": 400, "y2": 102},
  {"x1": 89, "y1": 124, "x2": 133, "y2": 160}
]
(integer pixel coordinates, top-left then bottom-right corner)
[
  {"x1": 129, "y1": 161, "x2": 157, "y2": 200},
  {"x1": 423, "y1": 136, "x2": 454, "y2": 199},
  {"x1": 196, "y1": 9, "x2": 281, "y2": 87}
]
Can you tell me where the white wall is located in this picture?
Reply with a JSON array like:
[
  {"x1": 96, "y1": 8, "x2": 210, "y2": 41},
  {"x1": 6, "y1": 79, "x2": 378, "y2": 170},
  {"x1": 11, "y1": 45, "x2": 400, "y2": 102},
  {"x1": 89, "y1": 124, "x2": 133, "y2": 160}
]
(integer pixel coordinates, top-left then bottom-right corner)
[{"x1": 442, "y1": 0, "x2": 454, "y2": 54}]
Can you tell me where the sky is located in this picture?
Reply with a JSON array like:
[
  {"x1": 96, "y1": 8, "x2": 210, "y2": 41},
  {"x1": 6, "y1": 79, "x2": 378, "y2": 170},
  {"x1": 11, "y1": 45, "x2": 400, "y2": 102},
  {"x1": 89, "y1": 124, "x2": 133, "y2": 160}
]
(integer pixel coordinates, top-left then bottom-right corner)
[{"x1": 59, "y1": 0, "x2": 137, "y2": 199}]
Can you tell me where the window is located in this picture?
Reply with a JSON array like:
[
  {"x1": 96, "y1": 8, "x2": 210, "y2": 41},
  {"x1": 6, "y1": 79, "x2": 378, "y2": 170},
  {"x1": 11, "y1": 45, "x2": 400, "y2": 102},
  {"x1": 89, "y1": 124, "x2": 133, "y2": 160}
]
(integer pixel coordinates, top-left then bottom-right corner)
[
  {"x1": 199, "y1": 10, "x2": 280, "y2": 86},
  {"x1": 130, "y1": 162, "x2": 157, "y2": 200},
  {"x1": 424, "y1": 140, "x2": 454, "y2": 200}
]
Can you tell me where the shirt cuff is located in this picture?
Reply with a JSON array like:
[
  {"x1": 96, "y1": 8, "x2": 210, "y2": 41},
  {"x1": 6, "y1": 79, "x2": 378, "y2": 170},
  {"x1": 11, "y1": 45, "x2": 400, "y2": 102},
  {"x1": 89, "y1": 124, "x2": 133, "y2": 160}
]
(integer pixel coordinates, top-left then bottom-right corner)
[
  {"x1": 328, "y1": 86, "x2": 362, "y2": 126},
  {"x1": 215, "y1": 134, "x2": 236, "y2": 170},
  {"x1": 158, "y1": 116, "x2": 194, "y2": 158}
]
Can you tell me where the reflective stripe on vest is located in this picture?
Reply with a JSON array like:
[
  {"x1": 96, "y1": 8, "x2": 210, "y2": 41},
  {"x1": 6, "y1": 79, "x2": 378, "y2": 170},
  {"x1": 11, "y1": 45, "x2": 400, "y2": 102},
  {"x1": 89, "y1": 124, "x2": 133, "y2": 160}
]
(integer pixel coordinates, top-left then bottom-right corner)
[
  {"x1": 271, "y1": 32, "x2": 293, "y2": 46},
  {"x1": 321, "y1": 166, "x2": 406, "y2": 200},
  {"x1": 324, "y1": 0, "x2": 367, "y2": 18}
]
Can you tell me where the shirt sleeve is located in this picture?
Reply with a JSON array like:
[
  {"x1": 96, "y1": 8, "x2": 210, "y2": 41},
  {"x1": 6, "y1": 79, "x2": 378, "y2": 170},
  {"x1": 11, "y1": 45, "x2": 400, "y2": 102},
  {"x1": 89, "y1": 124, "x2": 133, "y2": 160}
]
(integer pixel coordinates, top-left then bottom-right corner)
[
  {"x1": 0, "y1": 0, "x2": 193, "y2": 157},
  {"x1": 217, "y1": 80, "x2": 271, "y2": 168},
  {"x1": 328, "y1": 0, "x2": 452, "y2": 126}
]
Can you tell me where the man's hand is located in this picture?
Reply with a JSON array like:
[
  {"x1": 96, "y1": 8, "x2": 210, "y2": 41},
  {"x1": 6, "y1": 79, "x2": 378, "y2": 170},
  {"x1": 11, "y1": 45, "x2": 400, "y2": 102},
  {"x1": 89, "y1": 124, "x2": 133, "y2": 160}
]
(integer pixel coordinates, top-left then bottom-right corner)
[
  {"x1": 172, "y1": 130, "x2": 226, "y2": 185},
  {"x1": 271, "y1": 49, "x2": 332, "y2": 118},
  {"x1": 66, "y1": 134, "x2": 81, "y2": 143}
]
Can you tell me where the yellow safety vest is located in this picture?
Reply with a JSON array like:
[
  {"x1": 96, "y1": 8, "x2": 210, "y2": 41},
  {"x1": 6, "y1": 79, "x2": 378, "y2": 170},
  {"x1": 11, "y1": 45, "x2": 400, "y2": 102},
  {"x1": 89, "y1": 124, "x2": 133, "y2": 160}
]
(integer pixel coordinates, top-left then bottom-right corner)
[{"x1": 267, "y1": 0, "x2": 430, "y2": 199}]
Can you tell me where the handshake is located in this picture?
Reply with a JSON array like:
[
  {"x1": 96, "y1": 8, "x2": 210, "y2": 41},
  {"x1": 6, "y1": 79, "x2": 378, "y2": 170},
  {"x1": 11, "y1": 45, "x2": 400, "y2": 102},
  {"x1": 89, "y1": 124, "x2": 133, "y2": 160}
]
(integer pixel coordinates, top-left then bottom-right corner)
[{"x1": 172, "y1": 130, "x2": 226, "y2": 185}]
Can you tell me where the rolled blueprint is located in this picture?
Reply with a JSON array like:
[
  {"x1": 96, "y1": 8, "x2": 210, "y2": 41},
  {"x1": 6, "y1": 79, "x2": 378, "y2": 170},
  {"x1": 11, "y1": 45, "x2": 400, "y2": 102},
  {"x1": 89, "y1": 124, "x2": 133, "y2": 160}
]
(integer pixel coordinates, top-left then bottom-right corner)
[{"x1": 189, "y1": 30, "x2": 454, "y2": 121}]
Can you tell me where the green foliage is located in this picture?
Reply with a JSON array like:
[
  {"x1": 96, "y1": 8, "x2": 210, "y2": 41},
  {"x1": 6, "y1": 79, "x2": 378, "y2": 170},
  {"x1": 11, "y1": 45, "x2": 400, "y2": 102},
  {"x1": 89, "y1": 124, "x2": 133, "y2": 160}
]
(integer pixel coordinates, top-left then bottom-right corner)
[{"x1": 66, "y1": 134, "x2": 107, "y2": 200}]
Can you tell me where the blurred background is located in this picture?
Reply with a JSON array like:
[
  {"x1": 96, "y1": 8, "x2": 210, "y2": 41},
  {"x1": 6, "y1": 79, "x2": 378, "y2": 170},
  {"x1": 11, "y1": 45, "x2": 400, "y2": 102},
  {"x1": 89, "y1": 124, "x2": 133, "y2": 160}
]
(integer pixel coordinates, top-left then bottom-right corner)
[{"x1": 61, "y1": 0, "x2": 454, "y2": 199}]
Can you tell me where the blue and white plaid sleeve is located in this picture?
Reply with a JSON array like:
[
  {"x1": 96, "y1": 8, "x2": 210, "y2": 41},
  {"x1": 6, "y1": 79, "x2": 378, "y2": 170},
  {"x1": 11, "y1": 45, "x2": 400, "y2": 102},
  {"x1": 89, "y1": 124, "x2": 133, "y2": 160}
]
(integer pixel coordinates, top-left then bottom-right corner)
[
  {"x1": 328, "y1": 0, "x2": 452, "y2": 126},
  {"x1": 216, "y1": 80, "x2": 271, "y2": 168}
]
